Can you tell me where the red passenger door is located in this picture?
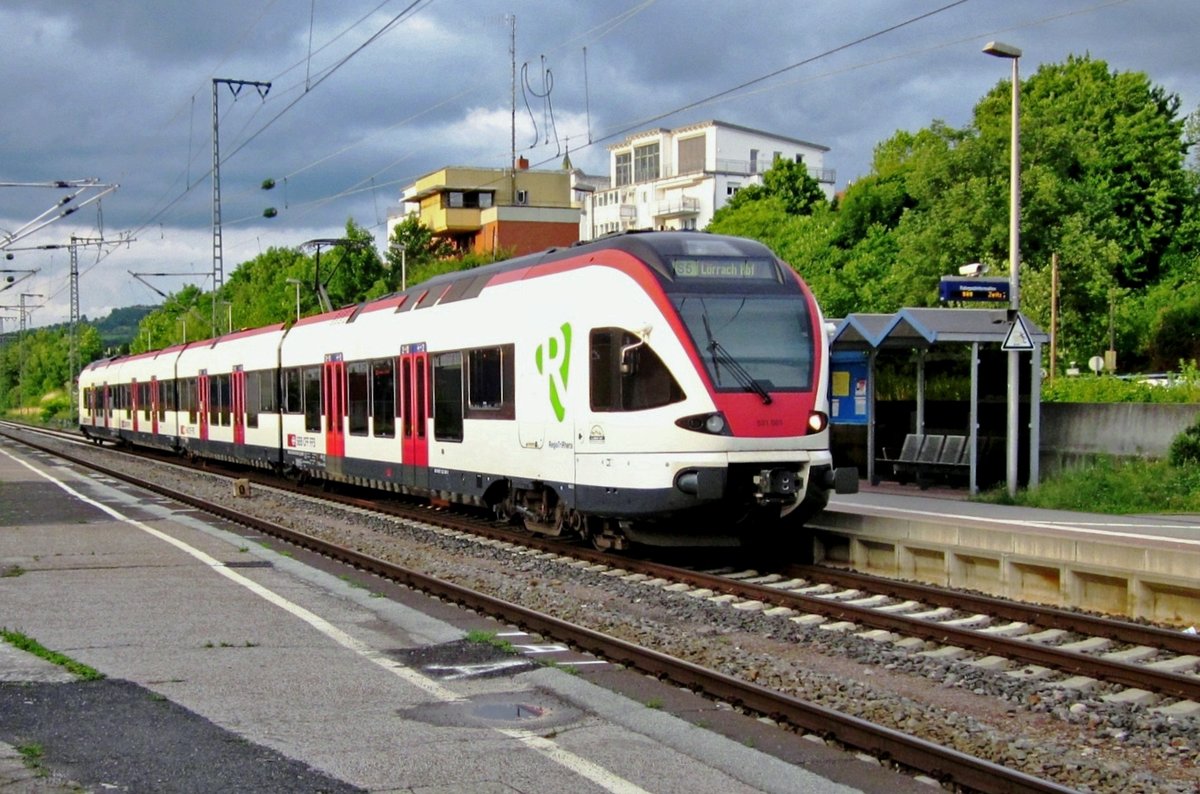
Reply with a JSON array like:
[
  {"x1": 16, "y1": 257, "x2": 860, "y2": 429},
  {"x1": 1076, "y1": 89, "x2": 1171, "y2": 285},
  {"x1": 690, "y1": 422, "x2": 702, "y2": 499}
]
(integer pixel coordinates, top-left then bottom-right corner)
[
  {"x1": 323, "y1": 354, "x2": 346, "y2": 459},
  {"x1": 130, "y1": 379, "x2": 140, "y2": 433},
  {"x1": 232, "y1": 367, "x2": 246, "y2": 446},
  {"x1": 150, "y1": 377, "x2": 160, "y2": 435},
  {"x1": 198, "y1": 371, "x2": 210, "y2": 441},
  {"x1": 399, "y1": 344, "x2": 429, "y2": 489}
]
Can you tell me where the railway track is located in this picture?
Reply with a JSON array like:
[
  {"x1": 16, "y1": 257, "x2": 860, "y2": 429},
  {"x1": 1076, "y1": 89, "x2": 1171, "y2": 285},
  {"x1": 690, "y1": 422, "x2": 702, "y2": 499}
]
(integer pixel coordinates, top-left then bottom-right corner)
[{"x1": 4, "y1": 422, "x2": 1193, "y2": 792}]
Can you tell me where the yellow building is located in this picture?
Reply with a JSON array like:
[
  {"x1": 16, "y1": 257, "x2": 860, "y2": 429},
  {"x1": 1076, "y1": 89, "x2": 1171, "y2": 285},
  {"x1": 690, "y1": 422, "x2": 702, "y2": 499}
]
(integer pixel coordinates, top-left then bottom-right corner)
[{"x1": 393, "y1": 160, "x2": 581, "y2": 257}]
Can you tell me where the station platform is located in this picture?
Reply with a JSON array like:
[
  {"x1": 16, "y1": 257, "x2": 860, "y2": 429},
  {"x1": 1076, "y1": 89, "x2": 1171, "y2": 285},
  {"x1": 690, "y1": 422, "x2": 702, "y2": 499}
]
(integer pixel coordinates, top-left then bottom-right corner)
[
  {"x1": 0, "y1": 437, "x2": 921, "y2": 793},
  {"x1": 821, "y1": 479, "x2": 1200, "y2": 627}
]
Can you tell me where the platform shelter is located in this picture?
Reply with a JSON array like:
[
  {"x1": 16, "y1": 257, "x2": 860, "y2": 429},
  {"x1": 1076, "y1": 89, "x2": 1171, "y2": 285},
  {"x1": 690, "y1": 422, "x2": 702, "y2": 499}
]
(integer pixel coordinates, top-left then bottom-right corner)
[{"x1": 829, "y1": 307, "x2": 1048, "y2": 494}]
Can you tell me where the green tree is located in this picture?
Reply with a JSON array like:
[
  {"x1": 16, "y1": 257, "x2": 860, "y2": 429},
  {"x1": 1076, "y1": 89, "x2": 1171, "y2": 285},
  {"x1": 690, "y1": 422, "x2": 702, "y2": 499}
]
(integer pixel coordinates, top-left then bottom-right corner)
[{"x1": 383, "y1": 215, "x2": 454, "y2": 293}]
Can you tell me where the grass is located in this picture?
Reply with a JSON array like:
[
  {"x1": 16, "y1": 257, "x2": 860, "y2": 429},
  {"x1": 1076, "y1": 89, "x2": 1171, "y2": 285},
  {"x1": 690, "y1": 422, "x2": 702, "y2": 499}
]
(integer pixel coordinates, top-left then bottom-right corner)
[
  {"x1": 2, "y1": 565, "x2": 25, "y2": 578},
  {"x1": 17, "y1": 742, "x2": 46, "y2": 775},
  {"x1": 0, "y1": 628, "x2": 104, "y2": 681},
  {"x1": 978, "y1": 457, "x2": 1200, "y2": 514},
  {"x1": 465, "y1": 629, "x2": 516, "y2": 653}
]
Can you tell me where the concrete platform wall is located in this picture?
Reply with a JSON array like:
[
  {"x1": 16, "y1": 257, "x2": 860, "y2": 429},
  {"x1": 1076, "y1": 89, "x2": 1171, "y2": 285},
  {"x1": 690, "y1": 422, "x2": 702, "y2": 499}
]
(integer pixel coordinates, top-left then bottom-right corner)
[{"x1": 1040, "y1": 402, "x2": 1200, "y2": 475}]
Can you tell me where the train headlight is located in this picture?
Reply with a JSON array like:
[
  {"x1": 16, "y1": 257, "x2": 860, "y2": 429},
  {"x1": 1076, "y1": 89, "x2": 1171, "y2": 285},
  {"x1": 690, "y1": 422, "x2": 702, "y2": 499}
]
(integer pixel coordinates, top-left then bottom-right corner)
[
  {"x1": 807, "y1": 411, "x2": 829, "y2": 433},
  {"x1": 675, "y1": 412, "x2": 729, "y2": 435}
]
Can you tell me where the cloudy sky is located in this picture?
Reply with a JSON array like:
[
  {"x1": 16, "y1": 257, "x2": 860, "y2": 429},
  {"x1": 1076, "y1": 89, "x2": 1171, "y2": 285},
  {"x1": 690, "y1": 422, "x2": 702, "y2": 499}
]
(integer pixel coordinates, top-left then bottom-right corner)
[{"x1": 2, "y1": 0, "x2": 1196, "y2": 330}]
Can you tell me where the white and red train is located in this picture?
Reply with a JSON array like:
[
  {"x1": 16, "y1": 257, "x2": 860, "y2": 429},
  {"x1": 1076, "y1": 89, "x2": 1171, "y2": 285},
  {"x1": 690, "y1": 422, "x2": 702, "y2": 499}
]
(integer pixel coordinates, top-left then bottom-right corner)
[{"x1": 79, "y1": 232, "x2": 856, "y2": 548}]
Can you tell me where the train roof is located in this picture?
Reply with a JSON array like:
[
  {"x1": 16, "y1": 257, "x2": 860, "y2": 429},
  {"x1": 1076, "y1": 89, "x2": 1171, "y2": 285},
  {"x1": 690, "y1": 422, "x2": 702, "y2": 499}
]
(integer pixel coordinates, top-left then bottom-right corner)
[
  {"x1": 419, "y1": 230, "x2": 779, "y2": 290},
  {"x1": 347, "y1": 231, "x2": 783, "y2": 322}
]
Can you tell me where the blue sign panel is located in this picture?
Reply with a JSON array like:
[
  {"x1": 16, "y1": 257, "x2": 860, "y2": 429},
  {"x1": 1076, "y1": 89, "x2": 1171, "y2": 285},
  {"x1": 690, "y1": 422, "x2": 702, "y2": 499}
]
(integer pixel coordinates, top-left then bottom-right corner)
[
  {"x1": 830, "y1": 351, "x2": 869, "y2": 426},
  {"x1": 939, "y1": 276, "x2": 1010, "y2": 303}
]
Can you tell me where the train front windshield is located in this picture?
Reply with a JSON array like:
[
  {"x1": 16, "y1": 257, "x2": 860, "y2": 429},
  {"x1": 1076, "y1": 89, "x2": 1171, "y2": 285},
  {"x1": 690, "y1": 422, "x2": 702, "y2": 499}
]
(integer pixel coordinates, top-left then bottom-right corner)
[{"x1": 672, "y1": 292, "x2": 814, "y2": 392}]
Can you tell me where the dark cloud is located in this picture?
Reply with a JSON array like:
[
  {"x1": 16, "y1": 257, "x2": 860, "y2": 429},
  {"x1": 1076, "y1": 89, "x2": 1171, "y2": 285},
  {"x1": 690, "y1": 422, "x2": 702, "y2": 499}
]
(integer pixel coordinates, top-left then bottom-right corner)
[{"x1": 2, "y1": 0, "x2": 1196, "y2": 325}]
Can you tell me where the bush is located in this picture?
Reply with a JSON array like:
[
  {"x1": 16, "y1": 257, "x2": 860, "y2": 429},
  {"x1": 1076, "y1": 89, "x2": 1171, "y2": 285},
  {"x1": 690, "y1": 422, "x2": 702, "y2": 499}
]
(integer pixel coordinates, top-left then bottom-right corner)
[
  {"x1": 1169, "y1": 415, "x2": 1200, "y2": 467},
  {"x1": 1042, "y1": 360, "x2": 1200, "y2": 403},
  {"x1": 39, "y1": 396, "x2": 72, "y2": 425}
]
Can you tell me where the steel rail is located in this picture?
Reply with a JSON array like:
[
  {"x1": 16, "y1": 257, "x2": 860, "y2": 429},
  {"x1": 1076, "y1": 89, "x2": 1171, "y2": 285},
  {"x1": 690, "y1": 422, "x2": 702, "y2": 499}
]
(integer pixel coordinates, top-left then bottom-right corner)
[
  {"x1": 795, "y1": 565, "x2": 1200, "y2": 656},
  {"x1": 8, "y1": 422, "x2": 1200, "y2": 700},
  {"x1": 1, "y1": 426, "x2": 1078, "y2": 794}
]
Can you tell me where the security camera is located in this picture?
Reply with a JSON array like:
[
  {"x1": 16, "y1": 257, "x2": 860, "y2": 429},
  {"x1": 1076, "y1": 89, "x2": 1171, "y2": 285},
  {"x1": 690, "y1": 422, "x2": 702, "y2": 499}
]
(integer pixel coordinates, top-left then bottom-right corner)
[{"x1": 958, "y1": 262, "x2": 984, "y2": 277}]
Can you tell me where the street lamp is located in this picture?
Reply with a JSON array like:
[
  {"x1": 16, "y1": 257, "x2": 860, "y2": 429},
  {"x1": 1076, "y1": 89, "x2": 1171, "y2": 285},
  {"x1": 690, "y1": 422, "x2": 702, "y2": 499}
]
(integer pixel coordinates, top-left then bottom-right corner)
[
  {"x1": 397, "y1": 244, "x2": 407, "y2": 291},
  {"x1": 286, "y1": 278, "x2": 303, "y2": 323},
  {"x1": 984, "y1": 40, "x2": 1022, "y2": 497}
]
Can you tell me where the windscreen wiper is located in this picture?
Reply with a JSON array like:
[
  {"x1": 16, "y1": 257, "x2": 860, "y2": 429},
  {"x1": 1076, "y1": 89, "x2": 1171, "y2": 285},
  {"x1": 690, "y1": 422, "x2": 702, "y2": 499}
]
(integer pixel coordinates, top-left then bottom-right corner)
[{"x1": 701, "y1": 314, "x2": 771, "y2": 405}]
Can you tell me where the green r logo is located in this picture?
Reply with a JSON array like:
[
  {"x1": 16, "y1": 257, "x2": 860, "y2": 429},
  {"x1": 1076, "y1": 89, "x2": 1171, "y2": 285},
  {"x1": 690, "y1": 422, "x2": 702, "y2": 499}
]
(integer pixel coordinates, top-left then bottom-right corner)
[{"x1": 535, "y1": 322, "x2": 572, "y2": 422}]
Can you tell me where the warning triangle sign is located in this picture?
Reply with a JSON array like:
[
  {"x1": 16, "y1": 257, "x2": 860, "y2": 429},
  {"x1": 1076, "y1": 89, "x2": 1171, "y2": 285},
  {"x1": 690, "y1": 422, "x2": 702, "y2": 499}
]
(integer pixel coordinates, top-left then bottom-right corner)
[{"x1": 1002, "y1": 314, "x2": 1035, "y2": 351}]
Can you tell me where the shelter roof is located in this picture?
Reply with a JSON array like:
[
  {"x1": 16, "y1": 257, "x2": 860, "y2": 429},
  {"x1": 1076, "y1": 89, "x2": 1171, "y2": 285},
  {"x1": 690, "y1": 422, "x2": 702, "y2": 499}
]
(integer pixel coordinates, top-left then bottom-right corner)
[{"x1": 832, "y1": 307, "x2": 1048, "y2": 351}]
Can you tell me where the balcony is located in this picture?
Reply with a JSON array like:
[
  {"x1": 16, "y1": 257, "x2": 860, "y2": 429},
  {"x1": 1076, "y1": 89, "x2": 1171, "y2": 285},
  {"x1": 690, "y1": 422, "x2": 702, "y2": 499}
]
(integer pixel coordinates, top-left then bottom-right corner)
[
  {"x1": 713, "y1": 158, "x2": 835, "y2": 184},
  {"x1": 654, "y1": 197, "x2": 700, "y2": 219}
]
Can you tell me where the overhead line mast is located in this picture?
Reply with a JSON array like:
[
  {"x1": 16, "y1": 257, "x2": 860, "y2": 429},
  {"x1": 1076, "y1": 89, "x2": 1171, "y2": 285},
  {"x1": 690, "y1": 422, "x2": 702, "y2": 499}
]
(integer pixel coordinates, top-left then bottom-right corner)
[{"x1": 212, "y1": 78, "x2": 271, "y2": 336}]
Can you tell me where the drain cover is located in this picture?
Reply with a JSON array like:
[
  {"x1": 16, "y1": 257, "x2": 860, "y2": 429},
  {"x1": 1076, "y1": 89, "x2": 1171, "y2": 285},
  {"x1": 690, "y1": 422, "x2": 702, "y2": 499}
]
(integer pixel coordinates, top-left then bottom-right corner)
[{"x1": 397, "y1": 691, "x2": 579, "y2": 730}]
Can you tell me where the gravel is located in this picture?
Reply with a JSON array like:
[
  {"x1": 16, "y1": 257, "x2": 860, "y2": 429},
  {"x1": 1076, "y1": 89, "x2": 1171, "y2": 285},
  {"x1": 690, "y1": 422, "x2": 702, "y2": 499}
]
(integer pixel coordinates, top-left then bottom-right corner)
[{"x1": 28, "y1": 433, "x2": 1200, "y2": 793}]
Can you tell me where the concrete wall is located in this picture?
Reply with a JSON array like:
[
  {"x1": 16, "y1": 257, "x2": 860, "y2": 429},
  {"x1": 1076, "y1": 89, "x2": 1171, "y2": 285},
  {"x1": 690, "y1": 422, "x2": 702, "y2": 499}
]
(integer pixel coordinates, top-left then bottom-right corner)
[{"x1": 1039, "y1": 402, "x2": 1200, "y2": 475}]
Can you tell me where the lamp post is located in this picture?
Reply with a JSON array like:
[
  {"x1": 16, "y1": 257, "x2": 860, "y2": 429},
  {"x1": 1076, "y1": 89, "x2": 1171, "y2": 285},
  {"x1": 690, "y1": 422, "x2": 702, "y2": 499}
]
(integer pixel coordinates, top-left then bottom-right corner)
[
  {"x1": 398, "y1": 244, "x2": 407, "y2": 291},
  {"x1": 983, "y1": 40, "x2": 1022, "y2": 497},
  {"x1": 286, "y1": 278, "x2": 302, "y2": 323}
]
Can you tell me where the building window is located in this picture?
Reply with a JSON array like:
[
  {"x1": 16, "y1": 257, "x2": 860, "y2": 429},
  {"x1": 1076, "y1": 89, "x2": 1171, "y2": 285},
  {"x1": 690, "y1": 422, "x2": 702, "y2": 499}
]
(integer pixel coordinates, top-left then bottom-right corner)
[
  {"x1": 726, "y1": 183, "x2": 741, "y2": 196},
  {"x1": 448, "y1": 191, "x2": 464, "y2": 208},
  {"x1": 615, "y1": 152, "x2": 632, "y2": 186},
  {"x1": 479, "y1": 192, "x2": 493, "y2": 208},
  {"x1": 634, "y1": 143, "x2": 659, "y2": 182},
  {"x1": 678, "y1": 136, "x2": 704, "y2": 175}
]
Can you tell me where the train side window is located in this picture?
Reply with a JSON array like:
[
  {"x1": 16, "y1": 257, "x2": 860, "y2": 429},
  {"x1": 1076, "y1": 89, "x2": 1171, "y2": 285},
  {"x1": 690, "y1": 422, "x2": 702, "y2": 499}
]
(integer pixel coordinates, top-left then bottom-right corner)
[
  {"x1": 302, "y1": 366, "x2": 321, "y2": 433},
  {"x1": 123, "y1": 384, "x2": 132, "y2": 419},
  {"x1": 590, "y1": 328, "x2": 685, "y2": 412},
  {"x1": 347, "y1": 361, "x2": 369, "y2": 437},
  {"x1": 245, "y1": 371, "x2": 260, "y2": 429},
  {"x1": 139, "y1": 382, "x2": 151, "y2": 421},
  {"x1": 466, "y1": 344, "x2": 514, "y2": 419},
  {"x1": 432, "y1": 351, "x2": 463, "y2": 442},
  {"x1": 258, "y1": 370, "x2": 278, "y2": 414},
  {"x1": 157, "y1": 379, "x2": 170, "y2": 421},
  {"x1": 180, "y1": 378, "x2": 196, "y2": 424},
  {"x1": 283, "y1": 368, "x2": 301, "y2": 413},
  {"x1": 372, "y1": 358, "x2": 395, "y2": 438}
]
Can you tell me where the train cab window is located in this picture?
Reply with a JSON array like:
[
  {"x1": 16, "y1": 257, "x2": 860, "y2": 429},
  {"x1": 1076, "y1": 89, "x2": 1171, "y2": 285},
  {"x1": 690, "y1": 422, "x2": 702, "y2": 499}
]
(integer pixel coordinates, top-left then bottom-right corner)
[
  {"x1": 466, "y1": 345, "x2": 514, "y2": 419},
  {"x1": 302, "y1": 366, "x2": 321, "y2": 433},
  {"x1": 347, "y1": 361, "x2": 369, "y2": 437},
  {"x1": 432, "y1": 351, "x2": 463, "y2": 442},
  {"x1": 371, "y1": 358, "x2": 395, "y2": 438},
  {"x1": 590, "y1": 328, "x2": 685, "y2": 412}
]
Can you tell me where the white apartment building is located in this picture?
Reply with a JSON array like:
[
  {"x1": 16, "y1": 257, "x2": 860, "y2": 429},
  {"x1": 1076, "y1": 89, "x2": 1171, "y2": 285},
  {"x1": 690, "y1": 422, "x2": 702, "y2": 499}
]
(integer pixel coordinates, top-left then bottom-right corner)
[{"x1": 580, "y1": 120, "x2": 834, "y2": 241}]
